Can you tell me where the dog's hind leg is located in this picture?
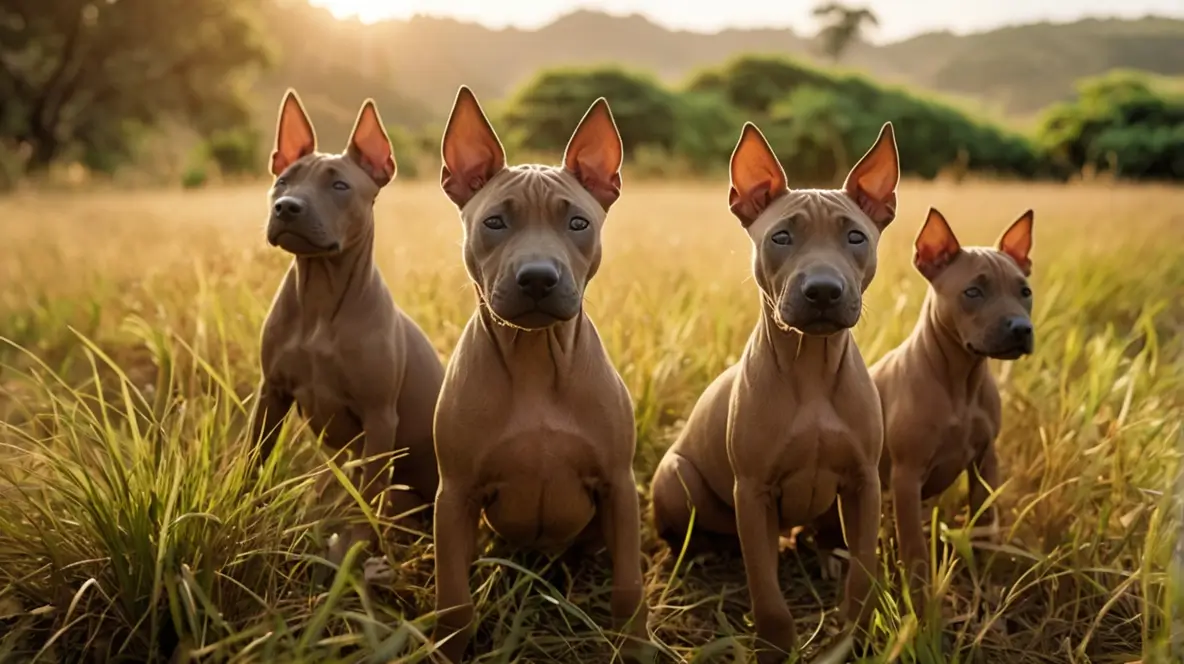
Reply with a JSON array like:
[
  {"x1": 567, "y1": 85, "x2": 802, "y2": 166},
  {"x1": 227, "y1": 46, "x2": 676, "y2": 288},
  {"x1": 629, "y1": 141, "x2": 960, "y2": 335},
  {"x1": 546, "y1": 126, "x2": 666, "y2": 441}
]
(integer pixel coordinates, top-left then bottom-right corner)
[{"x1": 651, "y1": 452, "x2": 737, "y2": 552}]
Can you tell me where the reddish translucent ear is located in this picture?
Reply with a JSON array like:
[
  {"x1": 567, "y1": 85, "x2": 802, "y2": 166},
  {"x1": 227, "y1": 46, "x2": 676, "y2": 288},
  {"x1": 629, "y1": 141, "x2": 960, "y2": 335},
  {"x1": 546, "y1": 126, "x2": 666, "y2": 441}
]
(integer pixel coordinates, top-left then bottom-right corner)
[
  {"x1": 346, "y1": 100, "x2": 396, "y2": 187},
  {"x1": 440, "y1": 86, "x2": 506, "y2": 208},
  {"x1": 843, "y1": 122, "x2": 899, "y2": 229},
  {"x1": 914, "y1": 207, "x2": 962, "y2": 281},
  {"x1": 270, "y1": 89, "x2": 316, "y2": 176},
  {"x1": 563, "y1": 98, "x2": 624, "y2": 211},
  {"x1": 996, "y1": 209, "x2": 1034, "y2": 276},
  {"x1": 728, "y1": 122, "x2": 788, "y2": 227}
]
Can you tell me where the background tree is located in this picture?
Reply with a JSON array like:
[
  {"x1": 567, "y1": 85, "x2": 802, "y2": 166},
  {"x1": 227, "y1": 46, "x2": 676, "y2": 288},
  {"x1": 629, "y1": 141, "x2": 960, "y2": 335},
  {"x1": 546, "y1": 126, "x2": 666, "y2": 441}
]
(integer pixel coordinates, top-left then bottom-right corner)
[
  {"x1": 812, "y1": 2, "x2": 879, "y2": 63},
  {"x1": 0, "y1": 0, "x2": 269, "y2": 174},
  {"x1": 1036, "y1": 71, "x2": 1184, "y2": 180},
  {"x1": 500, "y1": 67, "x2": 677, "y2": 157}
]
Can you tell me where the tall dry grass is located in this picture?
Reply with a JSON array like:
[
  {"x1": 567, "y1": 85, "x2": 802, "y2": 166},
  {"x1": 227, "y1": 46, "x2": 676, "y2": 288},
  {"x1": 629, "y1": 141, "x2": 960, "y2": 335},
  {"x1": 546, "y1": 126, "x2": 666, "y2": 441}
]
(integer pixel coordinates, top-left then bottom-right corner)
[{"x1": 0, "y1": 178, "x2": 1181, "y2": 662}]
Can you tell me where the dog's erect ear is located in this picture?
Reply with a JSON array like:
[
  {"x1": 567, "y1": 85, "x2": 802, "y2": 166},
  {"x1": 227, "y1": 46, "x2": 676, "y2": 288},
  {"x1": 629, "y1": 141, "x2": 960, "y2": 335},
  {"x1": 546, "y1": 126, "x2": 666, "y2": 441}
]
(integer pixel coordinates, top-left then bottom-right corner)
[
  {"x1": 728, "y1": 123, "x2": 788, "y2": 227},
  {"x1": 345, "y1": 99, "x2": 396, "y2": 187},
  {"x1": 271, "y1": 89, "x2": 317, "y2": 176},
  {"x1": 914, "y1": 207, "x2": 962, "y2": 281},
  {"x1": 996, "y1": 209, "x2": 1034, "y2": 276},
  {"x1": 564, "y1": 98, "x2": 624, "y2": 211},
  {"x1": 844, "y1": 122, "x2": 899, "y2": 230},
  {"x1": 440, "y1": 86, "x2": 506, "y2": 208}
]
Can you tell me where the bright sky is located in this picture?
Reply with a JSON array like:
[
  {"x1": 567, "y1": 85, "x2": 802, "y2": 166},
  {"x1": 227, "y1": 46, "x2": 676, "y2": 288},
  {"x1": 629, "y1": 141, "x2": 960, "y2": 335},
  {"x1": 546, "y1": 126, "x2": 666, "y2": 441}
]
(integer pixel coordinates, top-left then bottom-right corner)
[{"x1": 308, "y1": 0, "x2": 1183, "y2": 42}]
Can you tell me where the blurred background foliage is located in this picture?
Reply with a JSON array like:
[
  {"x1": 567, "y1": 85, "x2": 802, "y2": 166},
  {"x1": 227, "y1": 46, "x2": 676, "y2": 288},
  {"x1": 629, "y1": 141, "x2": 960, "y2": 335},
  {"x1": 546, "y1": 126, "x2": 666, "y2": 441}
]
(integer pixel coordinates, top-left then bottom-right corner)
[{"x1": 2, "y1": 0, "x2": 1183, "y2": 190}]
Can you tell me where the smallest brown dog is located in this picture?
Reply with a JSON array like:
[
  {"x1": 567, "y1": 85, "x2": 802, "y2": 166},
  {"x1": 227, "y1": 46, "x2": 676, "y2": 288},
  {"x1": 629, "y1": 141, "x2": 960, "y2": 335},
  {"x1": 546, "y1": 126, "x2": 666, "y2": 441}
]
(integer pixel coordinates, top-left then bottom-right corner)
[{"x1": 873, "y1": 206, "x2": 1035, "y2": 608}]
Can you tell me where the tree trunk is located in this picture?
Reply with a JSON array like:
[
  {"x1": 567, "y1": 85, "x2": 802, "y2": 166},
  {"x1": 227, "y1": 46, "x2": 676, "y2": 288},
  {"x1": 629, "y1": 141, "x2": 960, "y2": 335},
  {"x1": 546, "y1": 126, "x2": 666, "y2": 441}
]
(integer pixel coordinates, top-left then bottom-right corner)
[{"x1": 25, "y1": 127, "x2": 60, "y2": 174}]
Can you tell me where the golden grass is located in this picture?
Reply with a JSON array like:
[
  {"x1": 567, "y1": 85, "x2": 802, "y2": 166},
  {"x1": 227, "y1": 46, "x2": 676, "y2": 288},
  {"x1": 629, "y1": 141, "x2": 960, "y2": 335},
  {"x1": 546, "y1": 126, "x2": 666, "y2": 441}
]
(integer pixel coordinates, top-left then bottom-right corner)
[{"x1": 0, "y1": 178, "x2": 1182, "y2": 662}]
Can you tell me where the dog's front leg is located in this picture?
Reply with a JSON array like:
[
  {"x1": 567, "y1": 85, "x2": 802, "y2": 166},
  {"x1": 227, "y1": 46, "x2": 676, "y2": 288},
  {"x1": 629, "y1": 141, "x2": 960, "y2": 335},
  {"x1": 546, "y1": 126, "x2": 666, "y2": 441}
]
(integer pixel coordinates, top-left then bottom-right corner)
[
  {"x1": 734, "y1": 479, "x2": 796, "y2": 662},
  {"x1": 967, "y1": 442, "x2": 1000, "y2": 538},
  {"x1": 247, "y1": 379, "x2": 293, "y2": 462},
  {"x1": 432, "y1": 481, "x2": 480, "y2": 663},
  {"x1": 890, "y1": 464, "x2": 928, "y2": 614},
  {"x1": 600, "y1": 470, "x2": 650, "y2": 659},
  {"x1": 351, "y1": 409, "x2": 399, "y2": 545},
  {"x1": 839, "y1": 465, "x2": 881, "y2": 631}
]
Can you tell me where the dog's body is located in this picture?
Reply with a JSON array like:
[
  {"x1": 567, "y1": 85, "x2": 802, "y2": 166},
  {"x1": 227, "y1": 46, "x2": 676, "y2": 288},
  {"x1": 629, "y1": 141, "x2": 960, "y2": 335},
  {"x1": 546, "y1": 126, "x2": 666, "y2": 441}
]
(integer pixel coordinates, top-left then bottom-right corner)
[
  {"x1": 873, "y1": 207, "x2": 1035, "y2": 602},
  {"x1": 430, "y1": 87, "x2": 647, "y2": 662},
  {"x1": 249, "y1": 91, "x2": 444, "y2": 557},
  {"x1": 651, "y1": 122, "x2": 900, "y2": 660}
]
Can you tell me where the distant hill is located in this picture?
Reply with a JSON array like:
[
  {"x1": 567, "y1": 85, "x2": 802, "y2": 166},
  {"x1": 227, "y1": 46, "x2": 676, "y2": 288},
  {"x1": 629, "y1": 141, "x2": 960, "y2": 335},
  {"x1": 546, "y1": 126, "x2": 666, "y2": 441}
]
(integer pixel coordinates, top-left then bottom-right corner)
[{"x1": 253, "y1": 2, "x2": 1184, "y2": 143}]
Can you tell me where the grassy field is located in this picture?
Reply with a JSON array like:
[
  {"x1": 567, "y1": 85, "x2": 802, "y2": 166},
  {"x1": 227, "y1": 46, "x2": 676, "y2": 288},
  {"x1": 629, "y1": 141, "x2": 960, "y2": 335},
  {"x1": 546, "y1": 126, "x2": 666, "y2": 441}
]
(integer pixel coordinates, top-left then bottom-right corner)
[{"x1": 0, "y1": 178, "x2": 1181, "y2": 663}]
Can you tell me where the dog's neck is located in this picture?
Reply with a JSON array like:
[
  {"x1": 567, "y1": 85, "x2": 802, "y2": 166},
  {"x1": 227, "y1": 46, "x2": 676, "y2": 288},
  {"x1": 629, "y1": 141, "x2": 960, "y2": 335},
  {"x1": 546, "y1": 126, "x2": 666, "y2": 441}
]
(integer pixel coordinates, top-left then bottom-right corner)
[
  {"x1": 912, "y1": 289, "x2": 989, "y2": 387},
  {"x1": 477, "y1": 300, "x2": 586, "y2": 381},
  {"x1": 753, "y1": 297, "x2": 852, "y2": 376},
  {"x1": 291, "y1": 223, "x2": 377, "y2": 324}
]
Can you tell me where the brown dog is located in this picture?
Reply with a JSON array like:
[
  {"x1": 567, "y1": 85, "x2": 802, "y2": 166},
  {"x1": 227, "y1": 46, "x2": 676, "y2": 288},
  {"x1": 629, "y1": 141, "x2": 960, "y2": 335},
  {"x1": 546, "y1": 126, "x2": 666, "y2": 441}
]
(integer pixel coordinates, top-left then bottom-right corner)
[
  {"x1": 248, "y1": 90, "x2": 444, "y2": 564},
  {"x1": 872, "y1": 207, "x2": 1034, "y2": 606},
  {"x1": 430, "y1": 87, "x2": 647, "y2": 662},
  {"x1": 651, "y1": 122, "x2": 900, "y2": 660}
]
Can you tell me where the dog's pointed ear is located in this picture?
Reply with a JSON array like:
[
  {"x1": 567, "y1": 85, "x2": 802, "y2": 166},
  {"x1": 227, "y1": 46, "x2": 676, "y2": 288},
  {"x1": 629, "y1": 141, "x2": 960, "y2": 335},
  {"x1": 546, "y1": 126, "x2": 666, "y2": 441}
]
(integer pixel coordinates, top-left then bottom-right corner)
[
  {"x1": 440, "y1": 86, "x2": 506, "y2": 208},
  {"x1": 345, "y1": 99, "x2": 396, "y2": 187},
  {"x1": 914, "y1": 207, "x2": 962, "y2": 281},
  {"x1": 564, "y1": 98, "x2": 624, "y2": 211},
  {"x1": 996, "y1": 209, "x2": 1034, "y2": 276},
  {"x1": 271, "y1": 89, "x2": 317, "y2": 176},
  {"x1": 729, "y1": 123, "x2": 788, "y2": 227},
  {"x1": 844, "y1": 122, "x2": 899, "y2": 230}
]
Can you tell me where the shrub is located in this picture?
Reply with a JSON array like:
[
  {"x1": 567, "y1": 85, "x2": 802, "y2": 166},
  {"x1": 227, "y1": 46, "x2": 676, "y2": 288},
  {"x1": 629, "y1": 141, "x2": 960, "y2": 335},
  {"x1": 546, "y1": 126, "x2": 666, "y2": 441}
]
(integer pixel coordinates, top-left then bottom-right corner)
[
  {"x1": 204, "y1": 127, "x2": 260, "y2": 177},
  {"x1": 181, "y1": 166, "x2": 209, "y2": 189},
  {"x1": 1036, "y1": 71, "x2": 1184, "y2": 180},
  {"x1": 501, "y1": 67, "x2": 678, "y2": 157}
]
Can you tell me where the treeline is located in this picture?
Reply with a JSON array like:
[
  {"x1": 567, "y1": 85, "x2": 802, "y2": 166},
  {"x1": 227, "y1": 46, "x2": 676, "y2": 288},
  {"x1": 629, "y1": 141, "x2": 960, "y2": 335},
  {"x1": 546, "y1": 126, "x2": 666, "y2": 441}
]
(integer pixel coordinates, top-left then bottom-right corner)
[
  {"x1": 4, "y1": 42, "x2": 1183, "y2": 188},
  {"x1": 481, "y1": 58, "x2": 1184, "y2": 184},
  {"x1": 187, "y1": 57, "x2": 1184, "y2": 187}
]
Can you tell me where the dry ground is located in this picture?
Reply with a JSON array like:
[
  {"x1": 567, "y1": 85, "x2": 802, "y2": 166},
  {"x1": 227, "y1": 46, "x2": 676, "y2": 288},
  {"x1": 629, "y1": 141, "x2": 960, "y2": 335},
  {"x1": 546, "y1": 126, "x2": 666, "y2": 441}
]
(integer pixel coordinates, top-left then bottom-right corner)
[{"x1": 0, "y1": 178, "x2": 1181, "y2": 663}]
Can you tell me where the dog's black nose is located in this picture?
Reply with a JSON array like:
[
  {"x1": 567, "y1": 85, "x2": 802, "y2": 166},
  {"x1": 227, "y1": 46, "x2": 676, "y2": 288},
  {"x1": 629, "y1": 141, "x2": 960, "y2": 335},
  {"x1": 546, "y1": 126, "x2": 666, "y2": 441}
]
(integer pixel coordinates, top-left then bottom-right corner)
[
  {"x1": 516, "y1": 262, "x2": 560, "y2": 300},
  {"x1": 1008, "y1": 317, "x2": 1034, "y2": 351},
  {"x1": 273, "y1": 196, "x2": 305, "y2": 219},
  {"x1": 802, "y1": 275, "x2": 845, "y2": 307}
]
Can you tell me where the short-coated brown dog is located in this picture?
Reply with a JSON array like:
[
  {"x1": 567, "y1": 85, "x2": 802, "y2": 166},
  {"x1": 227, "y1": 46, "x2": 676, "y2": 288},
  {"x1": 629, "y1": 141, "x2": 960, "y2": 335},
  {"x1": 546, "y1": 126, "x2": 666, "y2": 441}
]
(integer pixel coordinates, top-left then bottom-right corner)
[
  {"x1": 872, "y1": 206, "x2": 1035, "y2": 610},
  {"x1": 651, "y1": 121, "x2": 900, "y2": 661},
  {"x1": 429, "y1": 86, "x2": 648, "y2": 662},
  {"x1": 249, "y1": 90, "x2": 444, "y2": 569}
]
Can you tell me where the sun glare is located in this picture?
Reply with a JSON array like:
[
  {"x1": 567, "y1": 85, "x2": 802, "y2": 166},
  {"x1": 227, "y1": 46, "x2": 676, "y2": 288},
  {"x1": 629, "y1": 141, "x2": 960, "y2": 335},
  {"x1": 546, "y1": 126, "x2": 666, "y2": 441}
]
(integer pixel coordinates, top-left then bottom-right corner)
[{"x1": 308, "y1": 0, "x2": 409, "y2": 24}]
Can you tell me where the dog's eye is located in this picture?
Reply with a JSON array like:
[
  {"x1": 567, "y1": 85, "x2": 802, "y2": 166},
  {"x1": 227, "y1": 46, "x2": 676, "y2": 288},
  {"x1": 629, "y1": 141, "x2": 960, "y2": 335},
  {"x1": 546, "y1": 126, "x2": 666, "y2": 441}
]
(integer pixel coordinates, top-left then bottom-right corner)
[
  {"x1": 483, "y1": 216, "x2": 507, "y2": 230},
  {"x1": 275, "y1": 177, "x2": 287, "y2": 186},
  {"x1": 847, "y1": 230, "x2": 867, "y2": 245},
  {"x1": 1020, "y1": 286, "x2": 1032, "y2": 298},
  {"x1": 569, "y1": 216, "x2": 590, "y2": 232},
  {"x1": 964, "y1": 286, "x2": 984, "y2": 298},
  {"x1": 332, "y1": 181, "x2": 350, "y2": 191},
  {"x1": 770, "y1": 230, "x2": 792, "y2": 246}
]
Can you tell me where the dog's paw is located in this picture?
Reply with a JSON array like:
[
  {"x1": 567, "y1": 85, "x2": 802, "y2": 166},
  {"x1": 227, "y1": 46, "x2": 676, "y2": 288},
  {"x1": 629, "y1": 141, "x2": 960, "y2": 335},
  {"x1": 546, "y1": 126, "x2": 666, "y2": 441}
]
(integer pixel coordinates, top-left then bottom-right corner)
[{"x1": 363, "y1": 555, "x2": 395, "y2": 585}]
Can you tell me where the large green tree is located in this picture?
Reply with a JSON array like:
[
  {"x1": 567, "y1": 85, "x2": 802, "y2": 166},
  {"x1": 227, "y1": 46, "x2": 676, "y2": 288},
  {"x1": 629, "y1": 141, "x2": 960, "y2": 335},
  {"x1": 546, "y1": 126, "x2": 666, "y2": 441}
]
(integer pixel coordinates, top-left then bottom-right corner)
[{"x1": 0, "y1": 0, "x2": 269, "y2": 173}]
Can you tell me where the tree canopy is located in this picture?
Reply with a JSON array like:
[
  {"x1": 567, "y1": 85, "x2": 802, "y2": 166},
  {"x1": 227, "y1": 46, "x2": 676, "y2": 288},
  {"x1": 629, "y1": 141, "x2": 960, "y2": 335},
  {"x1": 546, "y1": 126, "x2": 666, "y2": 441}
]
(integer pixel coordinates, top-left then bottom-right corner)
[{"x1": 0, "y1": 0, "x2": 269, "y2": 174}]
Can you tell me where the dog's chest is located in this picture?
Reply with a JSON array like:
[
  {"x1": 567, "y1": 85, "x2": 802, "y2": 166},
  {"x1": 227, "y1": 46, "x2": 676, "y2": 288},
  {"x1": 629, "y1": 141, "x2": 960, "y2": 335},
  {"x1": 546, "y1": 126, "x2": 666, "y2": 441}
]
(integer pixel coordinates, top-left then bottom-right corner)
[
  {"x1": 923, "y1": 403, "x2": 996, "y2": 497},
  {"x1": 273, "y1": 324, "x2": 357, "y2": 438}
]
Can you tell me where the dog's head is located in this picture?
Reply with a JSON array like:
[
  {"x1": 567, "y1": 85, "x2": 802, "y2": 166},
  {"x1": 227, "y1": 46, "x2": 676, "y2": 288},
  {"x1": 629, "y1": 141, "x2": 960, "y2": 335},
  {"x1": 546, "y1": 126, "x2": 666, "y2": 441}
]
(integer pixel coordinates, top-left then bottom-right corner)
[
  {"x1": 439, "y1": 86, "x2": 623, "y2": 330},
  {"x1": 727, "y1": 122, "x2": 899, "y2": 335},
  {"x1": 265, "y1": 89, "x2": 396, "y2": 257},
  {"x1": 914, "y1": 207, "x2": 1036, "y2": 360}
]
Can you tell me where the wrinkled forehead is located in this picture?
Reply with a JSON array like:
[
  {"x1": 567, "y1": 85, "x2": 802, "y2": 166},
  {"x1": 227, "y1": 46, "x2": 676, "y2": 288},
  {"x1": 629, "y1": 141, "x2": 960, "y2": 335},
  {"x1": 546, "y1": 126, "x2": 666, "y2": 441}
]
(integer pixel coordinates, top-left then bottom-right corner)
[
  {"x1": 463, "y1": 164, "x2": 605, "y2": 224},
  {"x1": 941, "y1": 247, "x2": 1028, "y2": 285},
  {"x1": 281, "y1": 152, "x2": 361, "y2": 184},
  {"x1": 748, "y1": 188, "x2": 872, "y2": 238}
]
